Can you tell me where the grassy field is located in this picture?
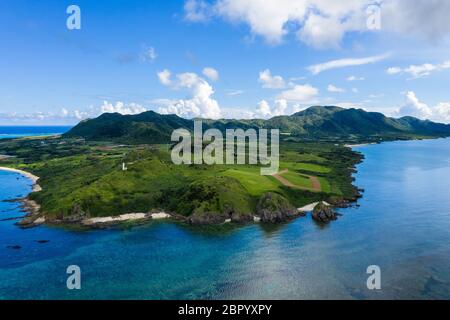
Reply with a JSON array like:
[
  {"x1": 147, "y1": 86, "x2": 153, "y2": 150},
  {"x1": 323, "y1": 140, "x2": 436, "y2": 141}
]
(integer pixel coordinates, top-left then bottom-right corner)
[
  {"x1": 279, "y1": 170, "x2": 313, "y2": 188},
  {"x1": 280, "y1": 161, "x2": 331, "y2": 173},
  {"x1": 0, "y1": 136, "x2": 363, "y2": 219},
  {"x1": 223, "y1": 167, "x2": 281, "y2": 196}
]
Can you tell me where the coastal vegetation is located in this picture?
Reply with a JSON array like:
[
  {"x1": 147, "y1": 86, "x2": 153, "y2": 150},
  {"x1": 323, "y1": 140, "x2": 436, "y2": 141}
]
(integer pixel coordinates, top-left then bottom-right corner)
[
  {"x1": 0, "y1": 136, "x2": 361, "y2": 225},
  {"x1": 2, "y1": 105, "x2": 450, "y2": 226}
]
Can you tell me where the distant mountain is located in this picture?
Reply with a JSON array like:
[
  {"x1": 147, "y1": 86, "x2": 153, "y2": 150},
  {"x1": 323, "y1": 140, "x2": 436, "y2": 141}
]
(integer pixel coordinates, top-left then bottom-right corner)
[
  {"x1": 64, "y1": 111, "x2": 193, "y2": 144},
  {"x1": 64, "y1": 106, "x2": 450, "y2": 143}
]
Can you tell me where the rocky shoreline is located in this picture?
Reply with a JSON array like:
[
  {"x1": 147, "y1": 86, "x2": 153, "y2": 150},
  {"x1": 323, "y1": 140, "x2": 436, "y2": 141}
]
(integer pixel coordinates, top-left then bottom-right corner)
[{"x1": 4, "y1": 166, "x2": 362, "y2": 229}]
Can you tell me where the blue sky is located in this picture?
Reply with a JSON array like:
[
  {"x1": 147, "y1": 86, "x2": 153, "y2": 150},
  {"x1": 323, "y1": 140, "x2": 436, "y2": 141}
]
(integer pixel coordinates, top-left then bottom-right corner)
[{"x1": 1, "y1": 0, "x2": 450, "y2": 124}]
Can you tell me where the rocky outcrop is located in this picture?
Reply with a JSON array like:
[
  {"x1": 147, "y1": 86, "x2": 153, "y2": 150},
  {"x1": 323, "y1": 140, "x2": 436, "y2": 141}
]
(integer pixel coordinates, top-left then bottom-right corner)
[
  {"x1": 187, "y1": 212, "x2": 229, "y2": 225},
  {"x1": 312, "y1": 202, "x2": 338, "y2": 223},
  {"x1": 230, "y1": 212, "x2": 254, "y2": 223},
  {"x1": 256, "y1": 192, "x2": 298, "y2": 223},
  {"x1": 15, "y1": 198, "x2": 45, "y2": 228}
]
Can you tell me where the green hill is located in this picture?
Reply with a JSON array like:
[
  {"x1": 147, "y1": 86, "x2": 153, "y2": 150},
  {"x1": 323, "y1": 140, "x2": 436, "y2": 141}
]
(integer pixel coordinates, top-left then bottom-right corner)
[{"x1": 64, "y1": 106, "x2": 450, "y2": 143}]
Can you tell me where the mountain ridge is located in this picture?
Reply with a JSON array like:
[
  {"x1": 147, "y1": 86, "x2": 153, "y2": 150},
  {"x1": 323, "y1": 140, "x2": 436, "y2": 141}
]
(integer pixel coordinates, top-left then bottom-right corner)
[{"x1": 64, "y1": 106, "x2": 450, "y2": 143}]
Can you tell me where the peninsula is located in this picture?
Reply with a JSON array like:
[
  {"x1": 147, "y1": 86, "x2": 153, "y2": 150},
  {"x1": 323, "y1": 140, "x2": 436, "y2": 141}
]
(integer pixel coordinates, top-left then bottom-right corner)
[{"x1": 1, "y1": 106, "x2": 450, "y2": 228}]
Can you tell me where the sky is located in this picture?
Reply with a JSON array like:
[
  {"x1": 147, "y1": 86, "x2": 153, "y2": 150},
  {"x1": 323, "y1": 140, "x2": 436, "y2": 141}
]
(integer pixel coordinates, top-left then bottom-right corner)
[{"x1": 1, "y1": 0, "x2": 450, "y2": 125}]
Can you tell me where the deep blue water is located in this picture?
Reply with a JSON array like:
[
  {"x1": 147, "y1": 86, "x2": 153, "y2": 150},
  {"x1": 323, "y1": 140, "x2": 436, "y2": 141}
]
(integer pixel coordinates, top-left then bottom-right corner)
[
  {"x1": 1, "y1": 138, "x2": 450, "y2": 299},
  {"x1": 0, "y1": 126, "x2": 72, "y2": 139}
]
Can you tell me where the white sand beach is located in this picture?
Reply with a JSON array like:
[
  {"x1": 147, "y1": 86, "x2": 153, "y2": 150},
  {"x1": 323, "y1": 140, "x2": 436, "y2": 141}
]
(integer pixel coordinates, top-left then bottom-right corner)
[
  {"x1": 0, "y1": 166, "x2": 42, "y2": 192},
  {"x1": 298, "y1": 201, "x2": 330, "y2": 213},
  {"x1": 344, "y1": 143, "x2": 376, "y2": 148},
  {"x1": 82, "y1": 212, "x2": 171, "y2": 226}
]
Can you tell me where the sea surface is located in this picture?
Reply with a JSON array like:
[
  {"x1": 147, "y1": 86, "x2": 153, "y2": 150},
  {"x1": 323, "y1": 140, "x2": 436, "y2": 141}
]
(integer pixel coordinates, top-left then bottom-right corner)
[
  {"x1": 0, "y1": 126, "x2": 72, "y2": 139},
  {"x1": 0, "y1": 138, "x2": 450, "y2": 299}
]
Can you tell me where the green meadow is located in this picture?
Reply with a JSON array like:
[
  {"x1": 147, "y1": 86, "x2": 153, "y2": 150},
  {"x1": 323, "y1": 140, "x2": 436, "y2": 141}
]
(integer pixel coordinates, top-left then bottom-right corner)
[{"x1": 0, "y1": 137, "x2": 363, "y2": 221}]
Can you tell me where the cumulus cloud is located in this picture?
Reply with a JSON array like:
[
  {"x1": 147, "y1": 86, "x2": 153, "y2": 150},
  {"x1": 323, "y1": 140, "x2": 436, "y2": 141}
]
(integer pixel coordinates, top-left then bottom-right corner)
[
  {"x1": 0, "y1": 101, "x2": 148, "y2": 125},
  {"x1": 386, "y1": 67, "x2": 402, "y2": 75},
  {"x1": 184, "y1": 0, "x2": 450, "y2": 49},
  {"x1": 382, "y1": 0, "x2": 450, "y2": 44},
  {"x1": 156, "y1": 70, "x2": 222, "y2": 119},
  {"x1": 386, "y1": 61, "x2": 450, "y2": 79},
  {"x1": 278, "y1": 84, "x2": 319, "y2": 102},
  {"x1": 184, "y1": 0, "x2": 369, "y2": 48},
  {"x1": 255, "y1": 99, "x2": 289, "y2": 119},
  {"x1": 258, "y1": 69, "x2": 286, "y2": 89},
  {"x1": 202, "y1": 67, "x2": 219, "y2": 81},
  {"x1": 308, "y1": 53, "x2": 389, "y2": 75},
  {"x1": 397, "y1": 91, "x2": 433, "y2": 119},
  {"x1": 157, "y1": 69, "x2": 172, "y2": 86},
  {"x1": 327, "y1": 84, "x2": 345, "y2": 93},
  {"x1": 395, "y1": 91, "x2": 450, "y2": 123},
  {"x1": 99, "y1": 101, "x2": 147, "y2": 115}
]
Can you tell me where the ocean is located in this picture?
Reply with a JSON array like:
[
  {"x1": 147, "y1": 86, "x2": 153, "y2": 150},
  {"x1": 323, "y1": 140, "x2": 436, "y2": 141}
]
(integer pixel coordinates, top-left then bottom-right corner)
[
  {"x1": 0, "y1": 126, "x2": 72, "y2": 139},
  {"x1": 0, "y1": 137, "x2": 450, "y2": 299}
]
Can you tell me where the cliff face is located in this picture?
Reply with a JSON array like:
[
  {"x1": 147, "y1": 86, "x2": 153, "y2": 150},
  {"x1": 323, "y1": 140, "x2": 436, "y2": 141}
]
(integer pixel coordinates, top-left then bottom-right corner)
[
  {"x1": 312, "y1": 202, "x2": 338, "y2": 223},
  {"x1": 256, "y1": 192, "x2": 300, "y2": 223}
]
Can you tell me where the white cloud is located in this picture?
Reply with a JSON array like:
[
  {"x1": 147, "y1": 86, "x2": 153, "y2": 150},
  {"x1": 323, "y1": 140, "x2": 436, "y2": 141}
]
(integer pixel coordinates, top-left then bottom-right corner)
[
  {"x1": 395, "y1": 91, "x2": 450, "y2": 123},
  {"x1": 308, "y1": 53, "x2": 389, "y2": 75},
  {"x1": 157, "y1": 69, "x2": 172, "y2": 86},
  {"x1": 184, "y1": 0, "x2": 211, "y2": 22},
  {"x1": 352, "y1": 87, "x2": 359, "y2": 93},
  {"x1": 202, "y1": 67, "x2": 219, "y2": 81},
  {"x1": 386, "y1": 61, "x2": 450, "y2": 78},
  {"x1": 226, "y1": 89, "x2": 244, "y2": 96},
  {"x1": 278, "y1": 84, "x2": 319, "y2": 102},
  {"x1": 386, "y1": 67, "x2": 402, "y2": 75},
  {"x1": 220, "y1": 107, "x2": 255, "y2": 119},
  {"x1": 382, "y1": 0, "x2": 450, "y2": 44},
  {"x1": 292, "y1": 104, "x2": 307, "y2": 113},
  {"x1": 258, "y1": 69, "x2": 286, "y2": 89},
  {"x1": 327, "y1": 84, "x2": 345, "y2": 93},
  {"x1": 347, "y1": 75, "x2": 365, "y2": 81},
  {"x1": 156, "y1": 70, "x2": 222, "y2": 119},
  {"x1": 256, "y1": 100, "x2": 272, "y2": 118},
  {"x1": 184, "y1": 1, "x2": 450, "y2": 48},
  {"x1": 297, "y1": 11, "x2": 361, "y2": 49},
  {"x1": 61, "y1": 108, "x2": 69, "y2": 117},
  {"x1": 434, "y1": 103, "x2": 450, "y2": 123},
  {"x1": 186, "y1": 0, "x2": 369, "y2": 48},
  {"x1": 255, "y1": 99, "x2": 288, "y2": 119},
  {"x1": 100, "y1": 101, "x2": 147, "y2": 115},
  {"x1": 397, "y1": 91, "x2": 432, "y2": 119},
  {"x1": 0, "y1": 102, "x2": 148, "y2": 125}
]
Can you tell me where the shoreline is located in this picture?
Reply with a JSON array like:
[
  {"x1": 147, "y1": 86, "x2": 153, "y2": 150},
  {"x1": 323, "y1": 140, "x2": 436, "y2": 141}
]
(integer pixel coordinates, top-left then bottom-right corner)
[
  {"x1": 0, "y1": 166, "x2": 42, "y2": 192},
  {"x1": 0, "y1": 166, "x2": 44, "y2": 227},
  {"x1": 81, "y1": 212, "x2": 172, "y2": 227},
  {"x1": 344, "y1": 143, "x2": 377, "y2": 148},
  {"x1": 0, "y1": 166, "x2": 350, "y2": 229}
]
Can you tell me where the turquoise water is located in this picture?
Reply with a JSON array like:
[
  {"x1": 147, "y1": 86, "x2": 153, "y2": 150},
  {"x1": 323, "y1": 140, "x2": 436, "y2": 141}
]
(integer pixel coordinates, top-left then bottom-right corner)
[
  {"x1": 0, "y1": 126, "x2": 72, "y2": 139},
  {"x1": 1, "y1": 138, "x2": 450, "y2": 299}
]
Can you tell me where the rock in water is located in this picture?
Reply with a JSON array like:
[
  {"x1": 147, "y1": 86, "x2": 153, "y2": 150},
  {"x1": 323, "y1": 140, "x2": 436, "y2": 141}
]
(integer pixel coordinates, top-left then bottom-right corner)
[
  {"x1": 312, "y1": 202, "x2": 338, "y2": 223},
  {"x1": 256, "y1": 192, "x2": 297, "y2": 223},
  {"x1": 6, "y1": 245, "x2": 22, "y2": 250},
  {"x1": 35, "y1": 240, "x2": 50, "y2": 244}
]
